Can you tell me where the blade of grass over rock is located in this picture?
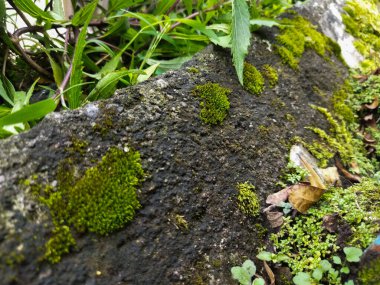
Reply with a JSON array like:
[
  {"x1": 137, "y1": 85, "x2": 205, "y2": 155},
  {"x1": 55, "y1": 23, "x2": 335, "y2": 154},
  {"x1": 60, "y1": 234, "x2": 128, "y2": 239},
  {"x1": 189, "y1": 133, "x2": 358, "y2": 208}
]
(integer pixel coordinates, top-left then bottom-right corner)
[
  {"x1": 231, "y1": 0, "x2": 251, "y2": 85},
  {"x1": 0, "y1": 98, "x2": 56, "y2": 127},
  {"x1": 67, "y1": 0, "x2": 98, "y2": 109}
]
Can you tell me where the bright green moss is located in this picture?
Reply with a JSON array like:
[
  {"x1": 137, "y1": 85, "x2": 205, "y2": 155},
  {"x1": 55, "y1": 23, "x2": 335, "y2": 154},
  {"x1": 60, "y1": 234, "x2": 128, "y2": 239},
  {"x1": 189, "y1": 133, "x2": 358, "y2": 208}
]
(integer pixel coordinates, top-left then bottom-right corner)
[
  {"x1": 243, "y1": 63, "x2": 265, "y2": 95},
  {"x1": 331, "y1": 86, "x2": 356, "y2": 124},
  {"x1": 236, "y1": 182, "x2": 260, "y2": 217},
  {"x1": 193, "y1": 83, "x2": 231, "y2": 125},
  {"x1": 276, "y1": 16, "x2": 337, "y2": 69},
  {"x1": 262, "y1": 64, "x2": 279, "y2": 87},
  {"x1": 26, "y1": 147, "x2": 144, "y2": 262},
  {"x1": 44, "y1": 225, "x2": 76, "y2": 264},
  {"x1": 270, "y1": 179, "x2": 380, "y2": 274}
]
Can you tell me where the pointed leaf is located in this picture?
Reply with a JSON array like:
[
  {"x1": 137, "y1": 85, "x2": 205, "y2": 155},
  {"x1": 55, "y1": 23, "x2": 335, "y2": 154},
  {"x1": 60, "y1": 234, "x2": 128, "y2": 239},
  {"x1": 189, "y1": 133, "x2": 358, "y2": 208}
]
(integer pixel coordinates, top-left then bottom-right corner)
[
  {"x1": 154, "y1": 0, "x2": 176, "y2": 15},
  {"x1": 231, "y1": 0, "x2": 251, "y2": 85},
  {"x1": 257, "y1": 251, "x2": 272, "y2": 261},
  {"x1": 13, "y1": 0, "x2": 55, "y2": 21}
]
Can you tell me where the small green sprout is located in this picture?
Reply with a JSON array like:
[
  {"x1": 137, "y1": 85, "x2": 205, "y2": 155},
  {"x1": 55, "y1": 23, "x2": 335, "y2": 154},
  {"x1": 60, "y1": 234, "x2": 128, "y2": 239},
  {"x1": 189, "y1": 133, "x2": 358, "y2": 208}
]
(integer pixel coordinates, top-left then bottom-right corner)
[{"x1": 231, "y1": 259, "x2": 265, "y2": 285}]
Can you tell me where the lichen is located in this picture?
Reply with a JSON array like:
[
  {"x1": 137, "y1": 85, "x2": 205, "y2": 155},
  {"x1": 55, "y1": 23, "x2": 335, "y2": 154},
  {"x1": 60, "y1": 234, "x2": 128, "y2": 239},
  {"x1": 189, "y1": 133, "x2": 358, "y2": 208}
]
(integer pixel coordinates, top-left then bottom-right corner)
[
  {"x1": 261, "y1": 64, "x2": 279, "y2": 87},
  {"x1": 275, "y1": 15, "x2": 337, "y2": 69},
  {"x1": 236, "y1": 182, "x2": 260, "y2": 217},
  {"x1": 243, "y1": 63, "x2": 265, "y2": 95},
  {"x1": 25, "y1": 147, "x2": 144, "y2": 262},
  {"x1": 193, "y1": 83, "x2": 231, "y2": 125}
]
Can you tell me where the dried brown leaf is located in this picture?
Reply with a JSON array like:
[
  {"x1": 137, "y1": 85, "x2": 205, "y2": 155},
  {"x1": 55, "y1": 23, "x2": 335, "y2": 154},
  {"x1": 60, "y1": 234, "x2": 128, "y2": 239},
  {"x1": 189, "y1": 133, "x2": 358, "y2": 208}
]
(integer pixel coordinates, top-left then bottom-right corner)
[
  {"x1": 320, "y1": 167, "x2": 341, "y2": 187},
  {"x1": 299, "y1": 155, "x2": 326, "y2": 189},
  {"x1": 266, "y1": 186, "x2": 292, "y2": 206},
  {"x1": 364, "y1": 97, "x2": 379, "y2": 110},
  {"x1": 264, "y1": 260, "x2": 275, "y2": 285},
  {"x1": 265, "y1": 211, "x2": 284, "y2": 228},
  {"x1": 335, "y1": 158, "x2": 361, "y2": 183},
  {"x1": 288, "y1": 183, "x2": 324, "y2": 213}
]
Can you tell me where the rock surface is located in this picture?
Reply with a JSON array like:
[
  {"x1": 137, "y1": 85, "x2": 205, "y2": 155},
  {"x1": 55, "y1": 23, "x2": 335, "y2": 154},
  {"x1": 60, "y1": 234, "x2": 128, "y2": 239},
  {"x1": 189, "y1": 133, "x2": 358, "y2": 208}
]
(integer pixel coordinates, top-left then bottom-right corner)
[{"x1": 0, "y1": 3, "x2": 349, "y2": 285}]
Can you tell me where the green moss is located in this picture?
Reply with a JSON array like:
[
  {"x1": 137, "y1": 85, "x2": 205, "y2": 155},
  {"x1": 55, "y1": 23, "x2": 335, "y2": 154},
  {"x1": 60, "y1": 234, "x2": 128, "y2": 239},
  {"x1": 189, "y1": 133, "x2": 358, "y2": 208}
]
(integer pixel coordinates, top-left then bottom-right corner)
[
  {"x1": 358, "y1": 258, "x2": 380, "y2": 285},
  {"x1": 173, "y1": 214, "x2": 189, "y2": 232},
  {"x1": 343, "y1": 0, "x2": 380, "y2": 72},
  {"x1": 262, "y1": 64, "x2": 279, "y2": 87},
  {"x1": 26, "y1": 147, "x2": 144, "y2": 262},
  {"x1": 271, "y1": 98, "x2": 286, "y2": 109},
  {"x1": 275, "y1": 16, "x2": 338, "y2": 69},
  {"x1": 270, "y1": 179, "x2": 380, "y2": 274},
  {"x1": 243, "y1": 62, "x2": 265, "y2": 95},
  {"x1": 285, "y1": 113, "x2": 295, "y2": 122},
  {"x1": 187, "y1": 67, "x2": 200, "y2": 73},
  {"x1": 66, "y1": 137, "x2": 89, "y2": 156},
  {"x1": 44, "y1": 225, "x2": 76, "y2": 264},
  {"x1": 236, "y1": 182, "x2": 260, "y2": 217},
  {"x1": 193, "y1": 83, "x2": 231, "y2": 125},
  {"x1": 312, "y1": 86, "x2": 326, "y2": 98},
  {"x1": 331, "y1": 83, "x2": 356, "y2": 124}
]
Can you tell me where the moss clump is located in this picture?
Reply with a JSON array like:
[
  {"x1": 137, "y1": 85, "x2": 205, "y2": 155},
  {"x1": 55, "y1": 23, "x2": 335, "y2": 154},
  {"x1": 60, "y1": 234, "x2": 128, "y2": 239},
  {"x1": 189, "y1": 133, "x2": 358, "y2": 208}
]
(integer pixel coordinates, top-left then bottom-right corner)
[
  {"x1": 261, "y1": 64, "x2": 279, "y2": 87},
  {"x1": 187, "y1": 67, "x2": 200, "y2": 73},
  {"x1": 28, "y1": 147, "x2": 144, "y2": 262},
  {"x1": 44, "y1": 225, "x2": 76, "y2": 264},
  {"x1": 243, "y1": 63, "x2": 265, "y2": 95},
  {"x1": 275, "y1": 16, "x2": 337, "y2": 69},
  {"x1": 343, "y1": 0, "x2": 380, "y2": 72},
  {"x1": 66, "y1": 137, "x2": 89, "y2": 156},
  {"x1": 306, "y1": 106, "x2": 376, "y2": 175},
  {"x1": 193, "y1": 83, "x2": 231, "y2": 125},
  {"x1": 236, "y1": 182, "x2": 260, "y2": 217}
]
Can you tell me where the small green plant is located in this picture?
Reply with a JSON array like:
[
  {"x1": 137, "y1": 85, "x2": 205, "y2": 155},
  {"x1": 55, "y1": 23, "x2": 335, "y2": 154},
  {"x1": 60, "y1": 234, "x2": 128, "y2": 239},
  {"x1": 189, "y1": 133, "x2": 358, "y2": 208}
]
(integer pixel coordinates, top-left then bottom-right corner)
[
  {"x1": 243, "y1": 63, "x2": 265, "y2": 95},
  {"x1": 261, "y1": 64, "x2": 279, "y2": 87},
  {"x1": 193, "y1": 83, "x2": 231, "y2": 125},
  {"x1": 280, "y1": 161, "x2": 309, "y2": 185},
  {"x1": 231, "y1": 259, "x2": 265, "y2": 285},
  {"x1": 236, "y1": 182, "x2": 260, "y2": 217},
  {"x1": 292, "y1": 247, "x2": 363, "y2": 285}
]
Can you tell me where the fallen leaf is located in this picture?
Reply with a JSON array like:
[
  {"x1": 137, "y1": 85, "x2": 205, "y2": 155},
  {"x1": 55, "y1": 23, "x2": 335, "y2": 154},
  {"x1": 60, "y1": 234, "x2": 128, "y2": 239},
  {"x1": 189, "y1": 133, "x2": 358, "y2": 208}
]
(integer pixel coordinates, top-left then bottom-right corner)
[
  {"x1": 364, "y1": 97, "x2": 379, "y2": 110},
  {"x1": 299, "y1": 155, "x2": 326, "y2": 189},
  {"x1": 265, "y1": 210, "x2": 284, "y2": 228},
  {"x1": 266, "y1": 186, "x2": 292, "y2": 206},
  {"x1": 264, "y1": 261, "x2": 275, "y2": 285},
  {"x1": 335, "y1": 158, "x2": 361, "y2": 183},
  {"x1": 288, "y1": 183, "x2": 324, "y2": 213},
  {"x1": 319, "y1": 167, "x2": 341, "y2": 187}
]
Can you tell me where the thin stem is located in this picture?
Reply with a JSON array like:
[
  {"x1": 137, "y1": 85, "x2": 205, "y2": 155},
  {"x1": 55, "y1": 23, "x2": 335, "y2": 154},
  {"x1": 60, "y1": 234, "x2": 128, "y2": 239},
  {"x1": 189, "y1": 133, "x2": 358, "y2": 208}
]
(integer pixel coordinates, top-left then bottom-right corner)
[{"x1": 7, "y1": 0, "x2": 32, "y2": 27}]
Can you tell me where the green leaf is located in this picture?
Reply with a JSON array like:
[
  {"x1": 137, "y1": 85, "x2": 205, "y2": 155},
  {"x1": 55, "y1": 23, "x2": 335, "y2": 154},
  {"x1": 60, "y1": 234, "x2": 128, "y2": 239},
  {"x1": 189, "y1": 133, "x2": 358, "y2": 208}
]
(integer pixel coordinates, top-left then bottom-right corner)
[
  {"x1": 312, "y1": 268, "x2": 323, "y2": 281},
  {"x1": 71, "y1": 1, "x2": 98, "y2": 26},
  {"x1": 154, "y1": 0, "x2": 177, "y2": 15},
  {"x1": 24, "y1": 78, "x2": 40, "y2": 105},
  {"x1": 344, "y1": 280, "x2": 355, "y2": 285},
  {"x1": 231, "y1": 266, "x2": 251, "y2": 285},
  {"x1": 13, "y1": 0, "x2": 55, "y2": 21},
  {"x1": 319, "y1": 260, "x2": 332, "y2": 272},
  {"x1": 146, "y1": 56, "x2": 192, "y2": 73},
  {"x1": 0, "y1": 105, "x2": 11, "y2": 118},
  {"x1": 0, "y1": 99, "x2": 56, "y2": 127},
  {"x1": 0, "y1": 0, "x2": 6, "y2": 28},
  {"x1": 293, "y1": 272, "x2": 312, "y2": 285},
  {"x1": 67, "y1": 0, "x2": 98, "y2": 109},
  {"x1": 52, "y1": 0, "x2": 65, "y2": 20},
  {"x1": 250, "y1": 18, "x2": 280, "y2": 27},
  {"x1": 137, "y1": 63, "x2": 159, "y2": 83},
  {"x1": 256, "y1": 251, "x2": 272, "y2": 261},
  {"x1": 341, "y1": 267, "x2": 350, "y2": 274},
  {"x1": 231, "y1": 0, "x2": 251, "y2": 85},
  {"x1": 242, "y1": 259, "x2": 256, "y2": 276},
  {"x1": 183, "y1": 0, "x2": 193, "y2": 14},
  {"x1": 0, "y1": 75, "x2": 15, "y2": 106},
  {"x1": 344, "y1": 247, "x2": 363, "y2": 262},
  {"x1": 252, "y1": 278, "x2": 265, "y2": 285},
  {"x1": 109, "y1": 0, "x2": 144, "y2": 11},
  {"x1": 332, "y1": 256, "x2": 342, "y2": 265}
]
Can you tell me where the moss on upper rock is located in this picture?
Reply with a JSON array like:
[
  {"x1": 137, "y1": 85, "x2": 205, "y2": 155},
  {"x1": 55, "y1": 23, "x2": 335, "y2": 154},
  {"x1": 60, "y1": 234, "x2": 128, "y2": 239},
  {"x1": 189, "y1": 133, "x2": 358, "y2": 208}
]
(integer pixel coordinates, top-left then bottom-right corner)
[
  {"x1": 193, "y1": 83, "x2": 231, "y2": 125},
  {"x1": 275, "y1": 15, "x2": 338, "y2": 69},
  {"x1": 243, "y1": 63, "x2": 265, "y2": 95}
]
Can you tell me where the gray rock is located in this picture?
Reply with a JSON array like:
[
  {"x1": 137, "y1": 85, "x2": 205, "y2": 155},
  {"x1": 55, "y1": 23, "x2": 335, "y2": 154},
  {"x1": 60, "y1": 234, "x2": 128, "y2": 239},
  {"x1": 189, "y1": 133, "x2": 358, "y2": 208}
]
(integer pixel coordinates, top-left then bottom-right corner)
[{"x1": 0, "y1": 3, "x2": 350, "y2": 285}]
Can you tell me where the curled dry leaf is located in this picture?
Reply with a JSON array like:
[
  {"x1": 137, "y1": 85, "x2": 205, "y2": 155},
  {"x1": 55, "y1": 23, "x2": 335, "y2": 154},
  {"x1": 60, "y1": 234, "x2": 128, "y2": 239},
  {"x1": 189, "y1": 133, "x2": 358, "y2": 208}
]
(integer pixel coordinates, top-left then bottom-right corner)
[
  {"x1": 319, "y1": 167, "x2": 341, "y2": 187},
  {"x1": 266, "y1": 186, "x2": 292, "y2": 206},
  {"x1": 263, "y1": 260, "x2": 275, "y2": 285},
  {"x1": 263, "y1": 205, "x2": 284, "y2": 228},
  {"x1": 288, "y1": 183, "x2": 324, "y2": 214},
  {"x1": 364, "y1": 97, "x2": 379, "y2": 110},
  {"x1": 335, "y1": 158, "x2": 361, "y2": 183}
]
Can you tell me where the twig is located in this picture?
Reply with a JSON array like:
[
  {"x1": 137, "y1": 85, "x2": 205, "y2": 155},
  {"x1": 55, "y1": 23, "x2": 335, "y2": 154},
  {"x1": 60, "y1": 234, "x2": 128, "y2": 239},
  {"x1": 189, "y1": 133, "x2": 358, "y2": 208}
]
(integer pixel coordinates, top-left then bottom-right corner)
[{"x1": 7, "y1": 0, "x2": 32, "y2": 27}]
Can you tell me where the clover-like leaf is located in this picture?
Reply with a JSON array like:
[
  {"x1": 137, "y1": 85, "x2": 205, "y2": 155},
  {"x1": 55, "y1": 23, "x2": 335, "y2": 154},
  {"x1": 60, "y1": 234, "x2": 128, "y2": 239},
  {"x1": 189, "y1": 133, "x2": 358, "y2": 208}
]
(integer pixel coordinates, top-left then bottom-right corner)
[
  {"x1": 344, "y1": 247, "x2": 363, "y2": 262},
  {"x1": 293, "y1": 272, "x2": 312, "y2": 285},
  {"x1": 231, "y1": 266, "x2": 251, "y2": 285},
  {"x1": 319, "y1": 260, "x2": 332, "y2": 272},
  {"x1": 312, "y1": 267, "x2": 323, "y2": 281},
  {"x1": 341, "y1": 267, "x2": 350, "y2": 274},
  {"x1": 242, "y1": 259, "x2": 256, "y2": 276},
  {"x1": 256, "y1": 251, "x2": 272, "y2": 261},
  {"x1": 253, "y1": 277, "x2": 265, "y2": 285},
  {"x1": 332, "y1": 256, "x2": 342, "y2": 265}
]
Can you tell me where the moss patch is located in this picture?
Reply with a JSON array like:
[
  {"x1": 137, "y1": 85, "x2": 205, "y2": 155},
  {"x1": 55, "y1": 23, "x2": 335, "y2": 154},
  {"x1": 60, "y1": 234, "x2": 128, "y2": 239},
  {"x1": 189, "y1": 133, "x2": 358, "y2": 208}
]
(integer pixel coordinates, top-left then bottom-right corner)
[
  {"x1": 243, "y1": 63, "x2": 265, "y2": 95},
  {"x1": 193, "y1": 83, "x2": 231, "y2": 125},
  {"x1": 236, "y1": 182, "x2": 260, "y2": 217},
  {"x1": 261, "y1": 64, "x2": 279, "y2": 88},
  {"x1": 26, "y1": 147, "x2": 144, "y2": 263},
  {"x1": 275, "y1": 16, "x2": 338, "y2": 69}
]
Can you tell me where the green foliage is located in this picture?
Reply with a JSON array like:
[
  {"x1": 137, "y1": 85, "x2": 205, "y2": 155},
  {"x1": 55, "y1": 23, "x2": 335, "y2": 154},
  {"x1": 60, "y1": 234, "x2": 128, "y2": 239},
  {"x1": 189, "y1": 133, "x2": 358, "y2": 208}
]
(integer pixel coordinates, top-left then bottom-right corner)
[
  {"x1": 358, "y1": 258, "x2": 380, "y2": 285},
  {"x1": 243, "y1": 63, "x2": 265, "y2": 95},
  {"x1": 231, "y1": 259, "x2": 265, "y2": 285},
  {"x1": 26, "y1": 147, "x2": 144, "y2": 262},
  {"x1": 275, "y1": 16, "x2": 337, "y2": 69},
  {"x1": 268, "y1": 179, "x2": 379, "y2": 276},
  {"x1": 236, "y1": 181, "x2": 260, "y2": 217},
  {"x1": 231, "y1": 0, "x2": 251, "y2": 85},
  {"x1": 193, "y1": 83, "x2": 231, "y2": 125},
  {"x1": 280, "y1": 161, "x2": 309, "y2": 185}
]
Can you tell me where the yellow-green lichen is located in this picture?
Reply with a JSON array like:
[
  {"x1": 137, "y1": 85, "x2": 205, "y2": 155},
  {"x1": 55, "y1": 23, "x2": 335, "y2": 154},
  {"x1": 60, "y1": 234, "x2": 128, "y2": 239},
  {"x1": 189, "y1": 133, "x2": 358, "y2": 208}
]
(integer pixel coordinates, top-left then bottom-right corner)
[
  {"x1": 243, "y1": 63, "x2": 265, "y2": 95},
  {"x1": 275, "y1": 16, "x2": 337, "y2": 69},
  {"x1": 193, "y1": 83, "x2": 231, "y2": 125},
  {"x1": 26, "y1": 147, "x2": 144, "y2": 263},
  {"x1": 236, "y1": 182, "x2": 260, "y2": 217},
  {"x1": 261, "y1": 64, "x2": 279, "y2": 87}
]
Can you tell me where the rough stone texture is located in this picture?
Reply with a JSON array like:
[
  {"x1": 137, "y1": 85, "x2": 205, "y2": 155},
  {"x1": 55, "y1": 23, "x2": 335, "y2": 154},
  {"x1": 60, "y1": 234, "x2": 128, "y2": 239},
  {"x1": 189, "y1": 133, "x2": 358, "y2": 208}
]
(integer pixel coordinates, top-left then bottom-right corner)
[
  {"x1": 0, "y1": 5, "x2": 349, "y2": 285},
  {"x1": 298, "y1": 0, "x2": 364, "y2": 68}
]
